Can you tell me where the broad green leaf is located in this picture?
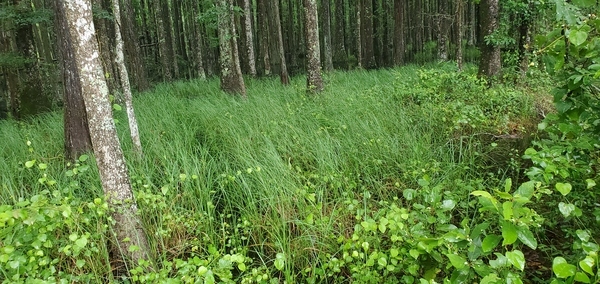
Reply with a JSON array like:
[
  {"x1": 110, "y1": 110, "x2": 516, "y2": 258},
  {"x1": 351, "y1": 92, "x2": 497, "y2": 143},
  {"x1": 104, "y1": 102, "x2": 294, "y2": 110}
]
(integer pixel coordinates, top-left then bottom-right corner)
[
  {"x1": 490, "y1": 253, "x2": 508, "y2": 268},
  {"x1": 502, "y1": 221, "x2": 518, "y2": 246},
  {"x1": 517, "y1": 226, "x2": 538, "y2": 250},
  {"x1": 480, "y1": 273, "x2": 500, "y2": 284},
  {"x1": 555, "y1": 183, "x2": 572, "y2": 196},
  {"x1": 482, "y1": 235, "x2": 502, "y2": 253},
  {"x1": 441, "y1": 199, "x2": 456, "y2": 211},
  {"x1": 204, "y1": 270, "x2": 215, "y2": 284},
  {"x1": 514, "y1": 181, "x2": 535, "y2": 200},
  {"x1": 558, "y1": 202, "x2": 575, "y2": 217},
  {"x1": 506, "y1": 272, "x2": 524, "y2": 284},
  {"x1": 274, "y1": 255, "x2": 285, "y2": 271},
  {"x1": 38, "y1": 163, "x2": 47, "y2": 170},
  {"x1": 237, "y1": 262, "x2": 246, "y2": 271},
  {"x1": 506, "y1": 250, "x2": 525, "y2": 271},
  {"x1": 113, "y1": 104, "x2": 122, "y2": 111},
  {"x1": 378, "y1": 257, "x2": 387, "y2": 267},
  {"x1": 502, "y1": 201, "x2": 513, "y2": 220},
  {"x1": 379, "y1": 217, "x2": 388, "y2": 233},
  {"x1": 579, "y1": 256, "x2": 595, "y2": 275},
  {"x1": 25, "y1": 160, "x2": 36, "y2": 168},
  {"x1": 78, "y1": 155, "x2": 89, "y2": 162},
  {"x1": 574, "y1": 272, "x2": 591, "y2": 283},
  {"x1": 76, "y1": 259, "x2": 86, "y2": 268},
  {"x1": 472, "y1": 191, "x2": 498, "y2": 210},
  {"x1": 504, "y1": 178, "x2": 512, "y2": 192},
  {"x1": 553, "y1": 257, "x2": 577, "y2": 278},
  {"x1": 75, "y1": 237, "x2": 87, "y2": 248},
  {"x1": 586, "y1": 179, "x2": 596, "y2": 189},
  {"x1": 446, "y1": 254, "x2": 467, "y2": 269}
]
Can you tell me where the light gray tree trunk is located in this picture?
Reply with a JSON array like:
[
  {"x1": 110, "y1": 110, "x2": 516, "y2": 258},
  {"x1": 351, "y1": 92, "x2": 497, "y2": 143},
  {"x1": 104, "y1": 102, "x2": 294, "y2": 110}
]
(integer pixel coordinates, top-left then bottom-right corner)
[
  {"x1": 218, "y1": 0, "x2": 247, "y2": 95},
  {"x1": 243, "y1": 0, "x2": 256, "y2": 76},
  {"x1": 112, "y1": 0, "x2": 143, "y2": 157},
  {"x1": 304, "y1": 0, "x2": 324, "y2": 93},
  {"x1": 61, "y1": 0, "x2": 150, "y2": 269}
]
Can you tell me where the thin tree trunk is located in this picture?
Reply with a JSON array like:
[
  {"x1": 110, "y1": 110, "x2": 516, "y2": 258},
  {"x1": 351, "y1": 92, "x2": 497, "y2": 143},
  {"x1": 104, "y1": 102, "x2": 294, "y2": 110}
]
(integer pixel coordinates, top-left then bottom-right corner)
[
  {"x1": 191, "y1": 1, "x2": 206, "y2": 79},
  {"x1": 333, "y1": 0, "x2": 347, "y2": 69},
  {"x1": 272, "y1": 0, "x2": 290, "y2": 84},
  {"x1": 243, "y1": 0, "x2": 257, "y2": 76},
  {"x1": 304, "y1": 0, "x2": 324, "y2": 93},
  {"x1": 393, "y1": 0, "x2": 405, "y2": 66},
  {"x1": 456, "y1": 0, "x2": 464, "y2": 71},
  {"x1": 360, "y1": 0, "x2": 375, "y2": 68},
  {"x1": 356, "y1": 0, "x2": 362, "y2": 68},
  {"x1": 154, "y1": 0, "x2": 172, "y2": 81},
  {"x1": 121, "y1": 0, "x2": 149, "y2": 91},
  {"x1": 61, "y1": 0, "x2": 151, "y2": 270},
  {"x1": 321, "y1": 0, "x2": 333, "y2": 71},
  {"x1": 112, "y1": 0, "x2": 143, "y2": 157},
  {"x1": 257, "y1": 0, "x2": 271, "y2": 75}
]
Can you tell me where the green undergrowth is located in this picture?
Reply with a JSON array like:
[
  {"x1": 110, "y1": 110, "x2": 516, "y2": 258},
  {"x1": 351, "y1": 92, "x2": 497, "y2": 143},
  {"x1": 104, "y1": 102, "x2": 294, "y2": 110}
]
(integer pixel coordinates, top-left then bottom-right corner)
[{"x1": 2, "y1": 63, "x2": 579, "y2": 283}]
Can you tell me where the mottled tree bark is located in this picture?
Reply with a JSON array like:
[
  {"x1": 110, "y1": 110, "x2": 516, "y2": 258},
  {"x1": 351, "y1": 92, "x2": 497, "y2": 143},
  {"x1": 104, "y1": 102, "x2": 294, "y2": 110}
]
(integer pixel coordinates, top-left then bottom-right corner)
[
  {"x1": 112, "y1": 0, "x2": 143, "y2": 157},
  {"x1": 191, "y1": 1, "x2": 206, "y2": 79},
  {"x1": 272, "y1": 0, "x2": 290, "y2": 84},
  {"x1": 303, "y1": 0, "x2": 324, "y2": 93},
  {"x1": 54, "y1": 0, "x2": 93, "y2": 160},
  {"x1": 436, "y1": 0, "x2": 450, "y2": 61},
  {"x1": 61, "y1": 0, "x2": 150, "y2": 270},
  {"x1": 456, "y1": 0, "x2": 464, "y2": 71},
  {"x1": 478, "y1": 0, "x2": 501, "y2": 78},
  {"x1": 243, "y1": 0, "x2": 257, "y2": 76},
  {"x1": 321, "y1": 0, "x2": 333, "y2": 71},
  {"x1": 393, "y1": 0, "x2": 405, "y2": 66},
  {"x1": 218, "y1": 0, "x2": 246, "y2": 96}
]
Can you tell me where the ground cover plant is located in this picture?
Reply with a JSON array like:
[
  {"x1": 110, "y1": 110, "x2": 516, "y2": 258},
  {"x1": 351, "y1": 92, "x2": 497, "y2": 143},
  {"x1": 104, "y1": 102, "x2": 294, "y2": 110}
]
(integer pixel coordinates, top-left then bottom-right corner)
[{"x1": 1, "y1": 62, "x2": 598, "y2": 283}]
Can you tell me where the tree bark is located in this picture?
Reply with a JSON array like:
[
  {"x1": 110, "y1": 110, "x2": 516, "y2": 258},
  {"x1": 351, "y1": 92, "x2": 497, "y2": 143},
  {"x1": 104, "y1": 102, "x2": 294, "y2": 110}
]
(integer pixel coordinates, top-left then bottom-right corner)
[
  {"x1": 321, "y1": 0, "x2": 334, "y2": 71},
  {"x1": 456, "y1": 0, "x2": 464, "y2": 71},
  {"x1": 191, "y1": 1, "x2": 207, "y2": 79},
  {"x1": 55, "y1": 0, "x2": 93, "y2": 160},
  {"x1": 304, "y1": 0, "x2": 324, "y2": 93},
  {"x1": 112, "y1": 0, "x2": 143, "y2": 157},
  {"x1": 121, "y1": 0, "x2": 149, "y2": 91},
  {"x1": 242, "y1": 0, "x2": 257, "y2": 76},
  {"x1": 218, "y1": 0, "x2": 247, "y2": 96},
  {"x1": 257, "y1": 0, "x2": 271, "y2": 75},
  {"x1": 272, "y1": 0, "x2": 290, "y2": 84},
  {"x1": 478, "y1": 0, "x2": 501, "y2": 78},
  {"x1": 61, "y1": 0, "x2": 150, "y2": 270},
  {"x1": 393, "y1": 0, "x2": 405, "y2": 65},
  {"x1": 360, "y1": 0, "x2": 376, "y2": 68},
  {"x1": 153, "y1": 0, "x2": 172, "y2": 81},
  {"x1": 333, "y1": 0, "x2": 347, "y2": 69}
]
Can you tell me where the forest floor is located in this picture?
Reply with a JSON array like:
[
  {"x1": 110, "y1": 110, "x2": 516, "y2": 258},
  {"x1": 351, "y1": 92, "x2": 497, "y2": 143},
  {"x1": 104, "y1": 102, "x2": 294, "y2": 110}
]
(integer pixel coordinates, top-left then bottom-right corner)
[{"x1": 0, "y1": 63, "x2": 558, "y2": 283}]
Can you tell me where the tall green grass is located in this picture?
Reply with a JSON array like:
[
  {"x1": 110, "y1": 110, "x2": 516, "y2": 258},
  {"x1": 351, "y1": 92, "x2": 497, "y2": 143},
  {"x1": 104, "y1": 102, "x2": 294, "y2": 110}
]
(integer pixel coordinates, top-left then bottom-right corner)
[{"x1": 0, "y1": 63, "x2": 540, "y2": 281}]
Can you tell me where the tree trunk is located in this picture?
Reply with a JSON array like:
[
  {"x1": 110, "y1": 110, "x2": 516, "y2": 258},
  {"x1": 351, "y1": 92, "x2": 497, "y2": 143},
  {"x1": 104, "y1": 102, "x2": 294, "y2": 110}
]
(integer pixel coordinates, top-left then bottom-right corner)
[
  {"x1": 456, "y1": 0, "x2": 464, "y2": 71},
  {"x1": 333, "y1": 0, "x2": 347, "y2": 69},
  {"x1": 437, "y1": 0, "x2": 450, "y2": 61},
  {"x1": 93, "y1": 0, "x2": 119, "y2": 94},
  {"x1": 360, "y1": 0, "x2": 376, "y2": 68},
  {"x1": 478, "y1": 0, "x2": 501, "y2": 78},
  {"x1": 304, "y1": 0, "x2": 324, "y2": 93},
  {"x1": 393, "y1": 0, "x2": 404, "y2": 65},
  {"x1": 272, "y1": 0, "x2": 290, "y2": 84},
  {"x1": 218, "y1": 0, "x2": 247, "y2": 96},
  {"x1": 321, "y1": 0, "x2": 334, "y2": 71},
  {"x1": 55, "y1": 0, "x2": 93, "y2": 160},
  {"x1": 242, "y1": 0, "x2": 257, "y2": 76},
  {"x1": 191, "y1": 1, "x2": 207, "y2": 79},
  {"x1": 153, "y1": 0, "x2": 172, "y2": 81},
  {"x1": 121, "y1": 0, "x2": 149, "y2": 91},
  {"x1": 163, "y1": 0, "x2": 179, "y2": 79},
  {"x1": 355, "y1": 0, "x2": 362, "y2": 68},
  {"x1": 257, "y1": 0, "x2": 271, "y2": 75},
  {"x1": 61, "y1": 0, "x2": 150, "y2": 270},
  {"x1": 112, "y1": 0, "x2": 143, "y2": 157}
]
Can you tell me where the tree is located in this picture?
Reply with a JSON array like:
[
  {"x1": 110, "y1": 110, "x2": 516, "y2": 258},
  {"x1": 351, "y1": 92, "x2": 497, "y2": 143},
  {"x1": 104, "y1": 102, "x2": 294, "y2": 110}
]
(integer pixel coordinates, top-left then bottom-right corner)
[
  {"x1": 242, "y1": 0, "x2": 256, "y2": 76},
  {"x1": 478, "y1": 0, "x2": 502, "y2": 78},
  {"x1": 60, "y1": 0, "x2": 150, "y2": 269},
  {"x1": 112, "y1": 0, "x2": 143, "y2": 157},
  {"x1": 393, "y1": 0, "x2": 405, "y2": 66},
  {"x1": 321, "y1": 0, "x2": 334, "y2": 71},
  {"x1": 456, "y1": 0, "x2": 465, "y2": 71},
  {"x1": 333, "y1": 0, "x2": 348, "y2": 69},
  {"x1": 120, "y1": 0, "x2": 149, "y2": 90},
  {"x1": 54, "y1": 0, "x2": 92, "y2": 160},
  {"x1": 218, "y1": 0, "x2": 246, "y2": 95},
  {"x1": 360, "y1": 0, "x2": 376, "y2": 68},
  {"x1": 153, "y1": 0, "x2": 173, "y2": 81},
  {"x1": 303, "y1": 0, "x2": 324, "y2": 93},
  {"x1": 271, "y1": 0, "x2": 290, "y2": 84}
]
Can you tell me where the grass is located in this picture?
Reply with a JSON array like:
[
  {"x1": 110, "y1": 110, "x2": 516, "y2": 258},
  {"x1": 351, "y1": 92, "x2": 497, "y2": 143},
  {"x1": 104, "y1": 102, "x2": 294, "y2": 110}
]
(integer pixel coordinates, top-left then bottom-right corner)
[{"x1": 0, "y1": 63, "x2": 545, "y2": 282}]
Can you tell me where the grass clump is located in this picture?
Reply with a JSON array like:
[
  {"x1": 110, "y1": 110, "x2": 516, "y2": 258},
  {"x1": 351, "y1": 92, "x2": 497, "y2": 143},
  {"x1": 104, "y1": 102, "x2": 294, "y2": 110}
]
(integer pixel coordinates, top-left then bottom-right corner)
[{"x1": 1, "y1": 63, "x2": 550, "y2": 282}]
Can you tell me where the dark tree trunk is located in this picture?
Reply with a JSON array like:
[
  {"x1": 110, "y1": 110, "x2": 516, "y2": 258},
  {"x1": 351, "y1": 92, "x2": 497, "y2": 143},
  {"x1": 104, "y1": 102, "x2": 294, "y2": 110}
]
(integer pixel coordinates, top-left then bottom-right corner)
[
  {"x1": 121, "y1": 0, "x2": 149, "y2": 91},
  {"x1": 456, "y1": 0, "x2": 464, "y2": 71},
  {"x1": 393, "y1": 0, "x2": 405, "y2": 65},
  {"x1": 257, "y1": 0, "x2": 271, "y2": 75},
  {"x1": 304, "y1": 0, "x2": 324, "y2": 93},
  {"x1": 333, "y1": 0, "x2": 347, "y2": 69},
  {"x1": 360, "y1": 0, "x2": 376, "y2": 68},
  {"x1": 478, "y1": 0, "x2": 501, "y2": 78},
  {"x1": 153, "y1": 0, "x2": 172, "y2": 80}
]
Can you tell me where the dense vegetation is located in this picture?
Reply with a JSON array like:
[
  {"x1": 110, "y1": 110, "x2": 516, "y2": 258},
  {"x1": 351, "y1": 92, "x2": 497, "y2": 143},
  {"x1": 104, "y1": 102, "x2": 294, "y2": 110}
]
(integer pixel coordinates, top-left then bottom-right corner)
[{"x1": 3, "y1": 63, "x2": 585, "y2": 283}]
